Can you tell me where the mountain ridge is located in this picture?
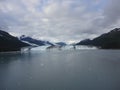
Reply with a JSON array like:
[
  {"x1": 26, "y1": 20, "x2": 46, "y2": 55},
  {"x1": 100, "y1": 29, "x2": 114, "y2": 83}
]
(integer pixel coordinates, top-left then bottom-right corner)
[
  {"x1": 20, "y1": 35, "x2": 54, "y2": 46},
  {"x1": 76, "y1": 28, "x2": 120, "y2": 49}
]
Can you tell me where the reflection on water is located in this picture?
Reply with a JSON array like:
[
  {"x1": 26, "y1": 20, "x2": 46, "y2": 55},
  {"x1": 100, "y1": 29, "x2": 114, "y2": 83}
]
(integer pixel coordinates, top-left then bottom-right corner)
[{"x1": 0, "y1": 50, "x2": 120, "y2": 90}]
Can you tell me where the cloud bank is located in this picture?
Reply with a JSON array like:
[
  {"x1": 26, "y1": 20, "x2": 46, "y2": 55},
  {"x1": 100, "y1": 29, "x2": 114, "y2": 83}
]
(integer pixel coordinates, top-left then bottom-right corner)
[{"x1": 0, "y1": 0, "x2": 120, "y2": 43}]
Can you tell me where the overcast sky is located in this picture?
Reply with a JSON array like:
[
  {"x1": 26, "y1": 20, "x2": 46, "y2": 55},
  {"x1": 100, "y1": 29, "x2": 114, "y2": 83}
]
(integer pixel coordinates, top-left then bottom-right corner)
[{"x1": 0, "y1": 0, "x2": 120, "y2": 43}]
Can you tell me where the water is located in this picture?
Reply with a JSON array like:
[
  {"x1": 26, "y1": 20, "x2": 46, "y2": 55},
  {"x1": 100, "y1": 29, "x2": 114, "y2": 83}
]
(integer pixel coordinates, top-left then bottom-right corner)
[{"x1": 0, "y1": 49, "x2": 120, "y2": 90}]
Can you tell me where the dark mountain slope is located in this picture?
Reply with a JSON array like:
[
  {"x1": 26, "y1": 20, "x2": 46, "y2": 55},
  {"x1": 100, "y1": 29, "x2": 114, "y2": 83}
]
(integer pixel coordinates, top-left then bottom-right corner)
[
  {"x1": 0, "y1": 30, "x2": 30, "y2": 52},
  {"x1": 76, "y1": 28, "x2": 120, "y2": 49}
]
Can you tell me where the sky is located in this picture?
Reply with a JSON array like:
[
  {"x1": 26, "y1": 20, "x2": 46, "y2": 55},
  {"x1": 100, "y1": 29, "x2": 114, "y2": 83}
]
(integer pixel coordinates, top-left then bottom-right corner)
[{"x1": 0, "y1": 0, "x2": 120, "y2": 43}]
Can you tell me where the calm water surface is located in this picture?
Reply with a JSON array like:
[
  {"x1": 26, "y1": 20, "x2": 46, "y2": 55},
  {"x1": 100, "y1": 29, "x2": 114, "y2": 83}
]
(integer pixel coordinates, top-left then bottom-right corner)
[{"x1": 0, "y1": 50, "x2": 120, "y2": 90}]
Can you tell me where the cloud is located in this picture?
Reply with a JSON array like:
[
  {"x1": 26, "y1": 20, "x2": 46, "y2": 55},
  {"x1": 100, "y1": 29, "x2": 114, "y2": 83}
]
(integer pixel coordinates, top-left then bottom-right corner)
[
  {"x1": 102, "y1": 0, "x2": 120, "y2": 27},
  {"x1": 0, "y1": 0, "x2": 120, "y2": 42}
]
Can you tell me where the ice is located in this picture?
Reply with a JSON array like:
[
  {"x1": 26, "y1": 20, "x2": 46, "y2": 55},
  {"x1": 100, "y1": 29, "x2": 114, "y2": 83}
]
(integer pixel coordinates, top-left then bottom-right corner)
[
  {"x1": 31, "y1": 45, "x2": 50, "y2": 51},
  {"x1": 31, "y1": 45, "x2": 97, "y2": 51}
]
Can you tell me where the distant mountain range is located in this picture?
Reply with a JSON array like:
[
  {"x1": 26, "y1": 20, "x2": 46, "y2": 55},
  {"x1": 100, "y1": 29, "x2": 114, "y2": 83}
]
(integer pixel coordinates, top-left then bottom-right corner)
[
  {"x1": 0, "y1": 30, "x2": 30, "y2": 52},
  {"x1": 76, "y1": 28, "x2": 120, "y2": 49},
  {"x1": 20, "y1": 35, "x2": 67, "y2": 46},
  {"x1": 1, "y1": 27, "x2": 119, "y2": 52},
  {"x1": 20, "y1": 35, "x2": 56, "y2": 46},
  {"x1": 0, "y1": 30, "x2": 67, "y2": 52},
  {"x1": 55, "y1": 42, "x2": 67, "y2": 46}
]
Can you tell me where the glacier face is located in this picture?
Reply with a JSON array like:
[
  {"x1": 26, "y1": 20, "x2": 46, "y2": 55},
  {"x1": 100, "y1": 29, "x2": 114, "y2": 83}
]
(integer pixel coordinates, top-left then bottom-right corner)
[{"x1": 31, "y1": 45, "x2": 97, "y2": 51}]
